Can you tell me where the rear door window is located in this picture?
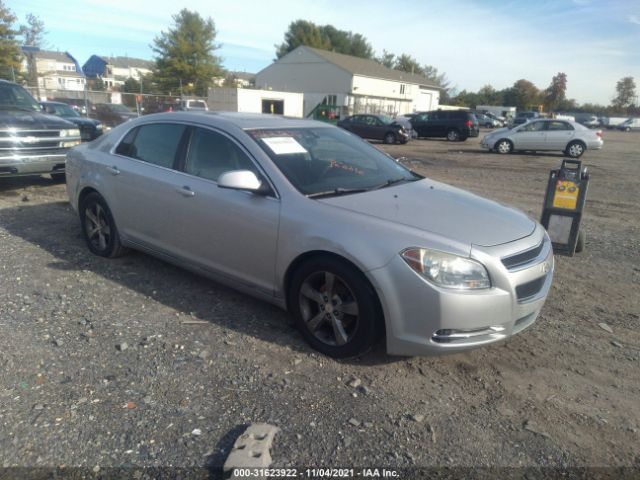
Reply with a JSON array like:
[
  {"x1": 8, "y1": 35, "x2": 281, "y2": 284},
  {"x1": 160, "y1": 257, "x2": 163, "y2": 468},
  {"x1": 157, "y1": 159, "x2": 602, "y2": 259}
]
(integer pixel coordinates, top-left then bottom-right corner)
[
  {"x1": 547, "y1": 121, "x2": 573, "y2": 131},
  {"x1": 115, "y1": 123, "x2": 187, "y2": 169}
]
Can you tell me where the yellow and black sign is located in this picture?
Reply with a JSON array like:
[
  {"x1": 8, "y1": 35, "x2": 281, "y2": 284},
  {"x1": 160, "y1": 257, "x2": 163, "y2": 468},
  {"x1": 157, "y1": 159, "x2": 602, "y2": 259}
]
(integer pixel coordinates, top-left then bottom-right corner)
[
  {"x1": 552, "y1": 180, "x2": 580, "y2": 210},
  {"x1": 541, "y1": 159, "x2": 589, "y2": 256}
]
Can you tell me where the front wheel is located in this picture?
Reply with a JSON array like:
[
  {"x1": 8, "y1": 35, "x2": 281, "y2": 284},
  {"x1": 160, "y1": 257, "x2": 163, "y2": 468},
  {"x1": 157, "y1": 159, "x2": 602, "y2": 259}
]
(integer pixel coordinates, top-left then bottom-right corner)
[
  {"x1": 289, "y1": 257, "x2": 382, "y2": 358},
  {"x1": 446, "y1": 129, "x2": 460, "y2": 141},
  {"x1": 79, "y1": 192, "x2": 127, "y2": 258},
  {"x1": 383, "y1": 132, "x2": 396, "y2": 144},
  {"x1": 566, "y1": 141, "x2": 585, "y2": 158},
  {"x1": 494, "y1": 139, "x2": 513, "y2": 154}
]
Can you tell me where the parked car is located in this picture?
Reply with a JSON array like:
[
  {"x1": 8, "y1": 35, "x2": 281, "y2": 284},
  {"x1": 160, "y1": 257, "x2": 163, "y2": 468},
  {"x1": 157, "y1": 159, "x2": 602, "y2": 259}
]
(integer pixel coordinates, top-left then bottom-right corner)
[
  {"x1": 66, "y1": 112, "x2": 554, "y2": 358},
  {"x1": 337, "y1": 114, "x2": 410, "y2": 144},
  {"x1": 601, "y1": 117, "x2": 629, "y2": 129},
  {"x1": 51, "y1": 97, "x2": 92, "y2": 115},
  {"x1": 511, "y1": 111, "x2": 540, "y2": 127},
  {"x1": 616, "y1": 118, "x2": 640, "y2": 132},
  {"x1": 181, "y1": 99, "x2": 208, "y2": 111},
  {"x1": 481, "y1": 118, "x2": 603, "y2": 158},
  {"x1": 90, "y1": 103, "x2": 138, "y2": 127},
  {"x1": 409, "y1": 110, "x2": 479, "y2": 141},
  {"x1": 0, "y1": 80, "x2": 81, "y2": 180},
  {"x1": 474, "y1": 112, "x2": 501, "y2": 128},
  {"x1": 394, "y1": 114, "x2": 417, "y2": 138},
  {"x1": 41, "y1": 101, "x2": 103, "y2": 141}
]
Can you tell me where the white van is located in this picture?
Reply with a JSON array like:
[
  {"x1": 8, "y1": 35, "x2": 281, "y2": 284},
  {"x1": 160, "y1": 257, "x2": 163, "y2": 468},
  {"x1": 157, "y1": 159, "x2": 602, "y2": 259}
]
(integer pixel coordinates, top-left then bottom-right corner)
[{"x1": 617, "y1": 118, "x2": 640, "y2": 132}]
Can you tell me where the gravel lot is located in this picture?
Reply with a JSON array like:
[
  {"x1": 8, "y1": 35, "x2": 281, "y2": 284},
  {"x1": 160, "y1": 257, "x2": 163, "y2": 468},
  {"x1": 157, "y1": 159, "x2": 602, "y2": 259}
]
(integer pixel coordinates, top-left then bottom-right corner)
[{"x1": 0, "y1": 129, "x2": 638, "y2": 478}]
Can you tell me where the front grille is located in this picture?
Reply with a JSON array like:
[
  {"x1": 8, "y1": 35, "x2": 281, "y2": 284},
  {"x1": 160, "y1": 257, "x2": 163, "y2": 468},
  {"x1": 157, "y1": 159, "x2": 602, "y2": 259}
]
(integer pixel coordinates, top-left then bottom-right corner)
[
  {"x1": 516, "y1": 276, "x2": 546, "y2": 302},
  {"x1": 0, "y1": 141, "x2": 60, "y2": 150},
  {"x1": 0, "y1": 129, "x2": 61, "y2": 138},
  {"x1": 502, "y1": 241, "x2": 544, "y2": 270}
]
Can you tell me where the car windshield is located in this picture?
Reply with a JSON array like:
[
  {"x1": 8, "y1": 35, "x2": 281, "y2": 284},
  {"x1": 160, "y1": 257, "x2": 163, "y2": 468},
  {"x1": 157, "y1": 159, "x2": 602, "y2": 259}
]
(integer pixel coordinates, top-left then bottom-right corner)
[
  {"x1": 247, "y1": 127, "x2": 421, "y2": 197},
  {"x1": 0, "y1": 83, "x2": 41, "y2": 112},
  {"x1": 108, "y1": 104, "x2": 132, "y2": 113},
  {"x1": 46, "y1": 103, "x2": 79, "y2": 117},
  {"x1": 187, "y1": 100, "x2": 207, "y2": 109}
]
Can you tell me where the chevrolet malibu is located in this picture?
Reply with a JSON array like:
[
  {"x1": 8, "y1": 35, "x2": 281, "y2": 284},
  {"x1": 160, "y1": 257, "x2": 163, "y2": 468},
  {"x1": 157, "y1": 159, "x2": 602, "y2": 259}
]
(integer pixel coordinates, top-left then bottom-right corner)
[{"x1": 66, "y1": 113, "x2": 554, "y2": 358}]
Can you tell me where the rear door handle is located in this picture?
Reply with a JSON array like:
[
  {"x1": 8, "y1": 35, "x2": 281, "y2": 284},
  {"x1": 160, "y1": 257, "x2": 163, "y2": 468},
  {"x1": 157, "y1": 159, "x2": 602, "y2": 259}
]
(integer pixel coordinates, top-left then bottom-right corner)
[
  {"x1": 106, "y1": 166, "x2": 120, "y2": 175},
  {"x1": 177, "y1": 186, "x2": 195, "y2": 197}
]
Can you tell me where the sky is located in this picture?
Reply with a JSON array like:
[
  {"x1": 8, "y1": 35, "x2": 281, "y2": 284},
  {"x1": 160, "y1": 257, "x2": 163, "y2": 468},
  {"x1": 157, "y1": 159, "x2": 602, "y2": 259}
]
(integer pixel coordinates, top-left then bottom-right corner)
[{"x1": 8, "y1": 0, "x2": 640, "y2": 105}]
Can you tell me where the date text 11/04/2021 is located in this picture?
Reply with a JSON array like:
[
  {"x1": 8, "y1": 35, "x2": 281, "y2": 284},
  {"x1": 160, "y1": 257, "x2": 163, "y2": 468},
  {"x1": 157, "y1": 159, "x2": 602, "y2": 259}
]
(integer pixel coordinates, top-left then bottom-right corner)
[{"x1": 231, "y1": 468, "x2": 399, "y2": 478}]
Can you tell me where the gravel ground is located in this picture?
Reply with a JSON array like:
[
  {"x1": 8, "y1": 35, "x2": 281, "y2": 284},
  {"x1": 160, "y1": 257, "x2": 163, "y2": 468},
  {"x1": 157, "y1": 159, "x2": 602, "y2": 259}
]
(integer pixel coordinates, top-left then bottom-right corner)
[{"x1": 0, "y1": 129, "x2": 638, "y2": 478}]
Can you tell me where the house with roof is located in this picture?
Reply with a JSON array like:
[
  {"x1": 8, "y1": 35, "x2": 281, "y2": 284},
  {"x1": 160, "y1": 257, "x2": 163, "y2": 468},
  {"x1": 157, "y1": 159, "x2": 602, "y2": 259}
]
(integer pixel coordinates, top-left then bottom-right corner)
[
  {"x1": 82, "y1": 55, "x2": 154, "y2": 89},
  {"x1": 255, "y1": 46, "x2": 441, "y2": 118},
  {"x1": 20, "y1": 49, "x2": 86, "y2": 92}
]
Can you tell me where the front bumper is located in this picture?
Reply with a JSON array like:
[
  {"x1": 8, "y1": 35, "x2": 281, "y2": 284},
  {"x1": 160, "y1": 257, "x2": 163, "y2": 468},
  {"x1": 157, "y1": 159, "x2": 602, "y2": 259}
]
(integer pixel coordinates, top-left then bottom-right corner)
[
  {"x1": 368, "y1": 226, "x2": 554, "y2": 355},
  {"x1": 0, "y1": 153, "x2": 67, "y2": 177}
]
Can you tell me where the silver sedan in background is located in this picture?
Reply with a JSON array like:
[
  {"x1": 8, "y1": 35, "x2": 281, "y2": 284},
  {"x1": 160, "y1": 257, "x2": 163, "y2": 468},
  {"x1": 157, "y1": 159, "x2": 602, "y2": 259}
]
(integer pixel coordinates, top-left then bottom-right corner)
[
  {"x1": 481, "y1": 118, "x2": 603, "y2": 157},
  {"x1": 66, "y1": 113, "x2": 553, "y2": 358}
]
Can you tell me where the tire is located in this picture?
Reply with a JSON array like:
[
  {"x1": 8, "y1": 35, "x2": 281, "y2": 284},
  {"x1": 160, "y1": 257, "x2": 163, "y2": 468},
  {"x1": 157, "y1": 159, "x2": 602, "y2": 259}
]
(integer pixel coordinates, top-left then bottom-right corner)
[
  {"x1": 383, "y1": 132, "x2": 396, "y2": 144},
  {"x1": 494, "y1": 139, "x2": 513, "y2": 154},
  {"x1": 446, "y1": 129, "x2": 460, "y2": 141},
  {"x1": 79, "y1": 192, "x2": 127, "y2": 258},
  {"x1": 289, "y1": 256, "x2": 382, "y2": 358},
  {"x1": 485, "y1": 123, "x2": 493, "y2": 129},
  {"x1": 625, "y1": 127, "x2": 631, "y2": 132},
  {"x1": 566, "y1": 141, "x2": 585, "y2": 158},
  {"x1": 575, "y1": 230, "x2": 585, "y2": 253},
  {"x1": 51, "y1": 172, "x2": 66, "y2": 183}
]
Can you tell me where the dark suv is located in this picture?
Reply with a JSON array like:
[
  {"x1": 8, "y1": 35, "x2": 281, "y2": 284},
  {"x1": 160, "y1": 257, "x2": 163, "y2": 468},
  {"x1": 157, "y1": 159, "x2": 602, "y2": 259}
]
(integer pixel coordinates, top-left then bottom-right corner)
[{"x1": 410, "y1": 110, "x2": 479, "y2": 141}]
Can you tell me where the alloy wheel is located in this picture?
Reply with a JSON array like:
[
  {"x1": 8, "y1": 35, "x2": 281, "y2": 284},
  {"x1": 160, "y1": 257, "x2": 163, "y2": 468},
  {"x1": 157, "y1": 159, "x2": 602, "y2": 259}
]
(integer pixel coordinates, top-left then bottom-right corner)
[
  {"x1": 84, "y1": 202, "x2": 111, "y2": 252},
  {"x1": 298, "y1": 271, "x2": 359, "y2": 346},
  {"x1": 568, "y1": 143, "x2": 584, "y2": 157}
]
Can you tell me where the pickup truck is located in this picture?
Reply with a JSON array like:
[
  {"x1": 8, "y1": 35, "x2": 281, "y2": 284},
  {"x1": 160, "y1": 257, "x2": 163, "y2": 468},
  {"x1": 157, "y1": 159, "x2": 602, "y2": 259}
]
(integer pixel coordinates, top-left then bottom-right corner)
[{"x1": 0, "y1": 80, "x2": 81, "y2": 180}]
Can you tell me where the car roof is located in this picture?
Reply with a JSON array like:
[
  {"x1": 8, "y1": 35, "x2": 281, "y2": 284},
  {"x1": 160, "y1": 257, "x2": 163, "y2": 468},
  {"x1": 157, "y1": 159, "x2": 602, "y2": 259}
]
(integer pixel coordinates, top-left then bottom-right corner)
[
  {"x1": 138, "y1": 111, "x2": 332, "y2": 130},
  {"x1": 40, "y1": 101, "x2": 68, "y2": 106}
]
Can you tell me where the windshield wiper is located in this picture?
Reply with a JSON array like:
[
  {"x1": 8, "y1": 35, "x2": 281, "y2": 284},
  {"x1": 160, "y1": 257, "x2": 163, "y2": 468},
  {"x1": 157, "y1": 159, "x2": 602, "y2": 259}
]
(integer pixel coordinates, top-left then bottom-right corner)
[
  {"x1": 371, "y1": 177, "x2": 413, "y2": 190},
  {"x1": 307, "y1": 187, "x2": 371, "y2": 199}
]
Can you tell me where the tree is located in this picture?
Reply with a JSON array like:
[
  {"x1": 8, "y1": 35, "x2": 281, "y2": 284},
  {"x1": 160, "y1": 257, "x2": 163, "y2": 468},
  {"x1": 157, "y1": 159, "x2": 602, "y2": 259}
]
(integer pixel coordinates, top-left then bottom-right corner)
[
  {"x1": 152, "y1": 9, "x2": 222, "y2": 96},
  {"x1": 393, "y1": 53, "x2": 424, "y2": 75},
  {"x1": 275, "y1": 20, "x2": 373, "y2": 59},
  {"x1": 544, "y1": 72, "x2": 567, "y2": 111},
  {"x1": 0, "y1": 0, "x2": 21, "y2": 81},
  {"x1": 319, "y1": 25, "x2": 372, "y2": 58},
  {"x1": 375, "y1": 49, "x2": 395, "y2": 68},
  {"x1": 19, "y1": 13, "x2": 46, "y2": 47},
  {"x1": 275, "y1": 20, "x2": 331, "y2": 58},
  {"x1": 503, "y1": 79, "x2": 541, "y2": 111},
  {"x1": 612, "y1": 76, "x2": 636, "y2": 112}
]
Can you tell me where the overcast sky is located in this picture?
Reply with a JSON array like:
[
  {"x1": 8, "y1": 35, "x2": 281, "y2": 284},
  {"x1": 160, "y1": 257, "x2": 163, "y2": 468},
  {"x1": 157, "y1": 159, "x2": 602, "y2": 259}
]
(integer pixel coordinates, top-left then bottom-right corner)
[{"x1": 9, "y1": 0, "x2": 640, "y2": 105}]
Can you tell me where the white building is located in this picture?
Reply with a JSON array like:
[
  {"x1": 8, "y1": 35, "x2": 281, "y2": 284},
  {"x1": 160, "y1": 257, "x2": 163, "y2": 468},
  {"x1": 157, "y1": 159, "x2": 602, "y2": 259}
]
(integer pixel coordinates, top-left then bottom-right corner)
[
  {"x1": 208, "y1": 87, "x2": 304, "y2": 118},
  {"x1": 21, "y1": 50, "x2": 86, "y2": 92},
  {"x1": 255, "y1": 46, "x2": 441, "y2": 118}
]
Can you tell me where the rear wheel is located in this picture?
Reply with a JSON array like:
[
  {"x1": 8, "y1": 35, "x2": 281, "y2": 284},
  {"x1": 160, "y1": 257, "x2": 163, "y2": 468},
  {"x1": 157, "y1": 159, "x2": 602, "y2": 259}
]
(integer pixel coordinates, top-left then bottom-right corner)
[
  {"x1": 446, "y1": 129, "x2": 460, "y2": 141},
  {"x1": 79, "y1": 192, "x2": 127, "y2": 258},
  {"x1": 495, "y1": 139, "x2": 513, "y2": 154},
  {"x1": 384, "y1": 132, "x2": 396, "y2": 144},
  {"x1": 289, "y1": 257, "x2": 382, "y2": 358},
  {"x1": 566, "y1": 141, "x2": 585, "y2": 158}
]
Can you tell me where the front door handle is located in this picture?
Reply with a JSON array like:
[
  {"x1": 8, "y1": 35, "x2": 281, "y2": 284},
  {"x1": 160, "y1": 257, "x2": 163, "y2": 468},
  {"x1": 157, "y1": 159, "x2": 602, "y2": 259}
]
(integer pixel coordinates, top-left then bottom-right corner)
[
  {"x1": 177, "y1": 186, "x2": 195, "y2": 197},
  {"x1": 106, "y1": 166, "x2": 120, "y2": 175}
]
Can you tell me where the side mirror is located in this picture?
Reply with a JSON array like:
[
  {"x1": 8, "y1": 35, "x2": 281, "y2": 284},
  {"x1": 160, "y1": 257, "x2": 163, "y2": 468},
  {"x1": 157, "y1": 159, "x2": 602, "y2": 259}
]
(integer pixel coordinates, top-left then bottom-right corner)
[{"x1": 217, "y1": 170, "x2": 271, "y2": 196}]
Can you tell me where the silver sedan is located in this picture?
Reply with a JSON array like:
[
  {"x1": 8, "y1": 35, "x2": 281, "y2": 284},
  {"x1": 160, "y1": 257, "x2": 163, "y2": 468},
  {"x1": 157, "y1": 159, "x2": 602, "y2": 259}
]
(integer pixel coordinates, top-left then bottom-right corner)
[
  {"x1": 66, "y1": 112, "x2": 554, "y2": 358},
  {"x1": 480, "y1": 118, "x2": 603, "y2": 157}
]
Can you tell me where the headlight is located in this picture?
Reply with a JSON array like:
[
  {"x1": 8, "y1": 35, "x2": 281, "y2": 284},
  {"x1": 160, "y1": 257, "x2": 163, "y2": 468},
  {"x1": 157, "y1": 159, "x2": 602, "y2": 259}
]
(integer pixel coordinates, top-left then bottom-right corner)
[
  {"x1": 96, "y1": 123, "x2": 103, "y2": 130},
  {"x1": 60, "y1": 128, "x2": 81, "y2": 138},
  {"x1": 401, "y1": 248, "x2": 490, "y2": 289}
]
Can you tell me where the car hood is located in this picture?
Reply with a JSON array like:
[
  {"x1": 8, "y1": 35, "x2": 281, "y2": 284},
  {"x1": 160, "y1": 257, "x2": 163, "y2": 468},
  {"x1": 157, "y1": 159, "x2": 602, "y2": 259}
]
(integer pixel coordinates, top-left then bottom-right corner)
[
  {"x1": 66, "y1": 117, "x2": 100, "y2": 127},
  {"x1": 485, "y1": 127, "x2": 510, "y2": 137},
  {"x1": 318, "y1": 179, "x2": 536, "y2": 247},
  {"x1": 0, "y1": 110, "x2": 76, "y2": 129}
]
